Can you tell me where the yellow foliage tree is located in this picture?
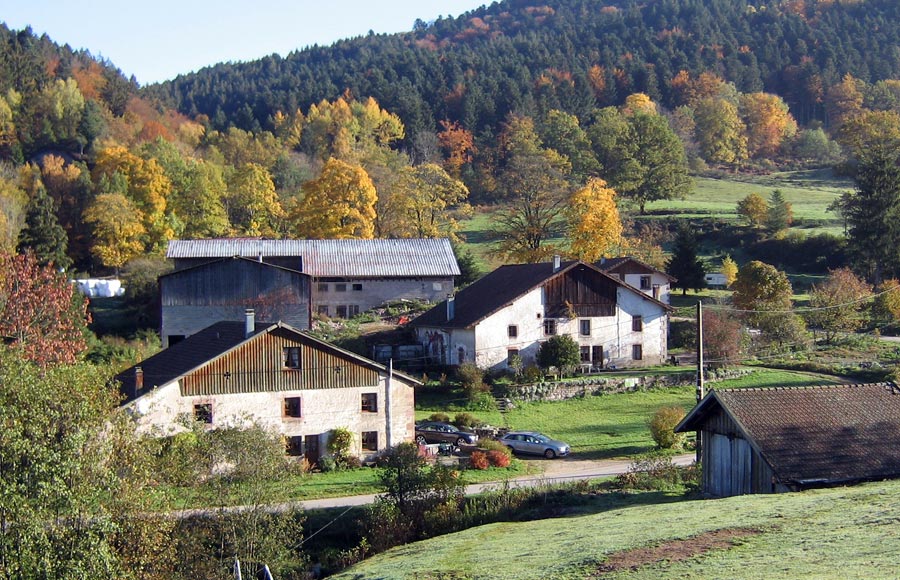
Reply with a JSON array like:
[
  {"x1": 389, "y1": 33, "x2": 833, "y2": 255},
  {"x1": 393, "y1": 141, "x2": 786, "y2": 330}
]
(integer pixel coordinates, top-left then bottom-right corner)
[
  {"x1": 722, "y1": 255, "x2": 739, "y2": 287},
  {"x1": 623, "y1": 93, "x2": 657, "y2": 115},
  {"x1": 83, "y1": 193, "x2": 146, "y2": 271},
  {"x1": 567, "y1": 178, "x2": 623, "y2": 262},
  {"x1": 391, "y1": 163, "x2": 470, "y2": 239},
  {"x1": 740, "y1": 92, "x2": 798, "y2": 158},
  {"x1": 225, "y1": 163, "x2": 285, "y2": 237},
  {"x1": 291, "y1": 158, "x2": 377, "y2": 239}
]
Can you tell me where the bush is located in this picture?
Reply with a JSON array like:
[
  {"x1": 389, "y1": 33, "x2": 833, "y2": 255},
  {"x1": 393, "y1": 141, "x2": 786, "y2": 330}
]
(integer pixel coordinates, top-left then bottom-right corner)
[
  {"x1": 486, "y1": 449, "x2": 511, "y2": 468},
  {"x1": 537, "y1": 335, "x2": 580, "y2": 375},
  {"x1": 427, "y1": 412, "x2": 451, "y2": 423},
  {"x1": 649, "y1": 406, "x2": 687, "y2": 449},
  {"x1": 469, "y1": 450, "x2": 489, "y2": 470},
  {"x1": 328, "y1": 427, "x2": 354, "y2": 468},
  {"x1": 453, "y1": 412, "x2": 481, "y2": 429},
  {"x1": 477, "y1": 438, "x2": 511, "y2": 456},
  {"x1": 456, "y1": 362, "x2": 484, "y2": 391},
  {"x1": 616, "y1": 454, "x2": 683, "y2": 491},
  {"x1": 522, "y1": 365, "x2": 544, "y2": 383}
]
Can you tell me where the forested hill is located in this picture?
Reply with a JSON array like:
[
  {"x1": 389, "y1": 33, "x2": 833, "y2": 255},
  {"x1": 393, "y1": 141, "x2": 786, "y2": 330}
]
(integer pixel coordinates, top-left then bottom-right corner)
[{"x1": 149, "y1": 0, "x2": 900, "y2": 142}]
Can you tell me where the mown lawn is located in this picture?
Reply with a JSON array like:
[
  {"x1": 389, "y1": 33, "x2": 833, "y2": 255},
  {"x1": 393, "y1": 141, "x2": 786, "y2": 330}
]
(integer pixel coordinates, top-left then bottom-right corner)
[{"x1": 331, "y1": 478, "x2": 900, "y2": 579}]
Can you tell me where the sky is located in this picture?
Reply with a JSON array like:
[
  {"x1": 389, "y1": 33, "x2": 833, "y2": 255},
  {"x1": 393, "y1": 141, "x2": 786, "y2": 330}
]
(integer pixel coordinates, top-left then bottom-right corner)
[{"x1": 2, "y1": 0, "x2": 488, "y2": 86}]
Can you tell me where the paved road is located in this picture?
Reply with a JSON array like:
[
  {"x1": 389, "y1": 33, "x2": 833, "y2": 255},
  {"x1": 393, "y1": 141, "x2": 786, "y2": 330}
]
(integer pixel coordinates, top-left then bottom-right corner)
[{"x1": 296, "y1": 453, "x2": 696, "y2": 511}]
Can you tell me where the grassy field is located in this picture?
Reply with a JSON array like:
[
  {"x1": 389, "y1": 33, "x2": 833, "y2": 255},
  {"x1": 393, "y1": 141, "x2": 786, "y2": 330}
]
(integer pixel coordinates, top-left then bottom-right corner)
[
  {"x1": 416, "y1": 368, "x2": 840, "y2": 460},
  {"x1": 331, "y1": 478, "x2": 900, "y2": 579}
]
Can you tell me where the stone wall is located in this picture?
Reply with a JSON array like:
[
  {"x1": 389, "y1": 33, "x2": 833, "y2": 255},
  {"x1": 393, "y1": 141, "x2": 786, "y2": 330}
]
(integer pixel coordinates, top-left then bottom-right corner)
[{"x1": 498, "y1": 368, "x2": 751, "y2": 403}]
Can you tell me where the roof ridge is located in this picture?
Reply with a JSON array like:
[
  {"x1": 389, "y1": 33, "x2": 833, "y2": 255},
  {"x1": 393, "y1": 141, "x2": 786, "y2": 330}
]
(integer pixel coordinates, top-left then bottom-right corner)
[{"x1": 714, "y1": 382, "x2": 892, "y2": 393}]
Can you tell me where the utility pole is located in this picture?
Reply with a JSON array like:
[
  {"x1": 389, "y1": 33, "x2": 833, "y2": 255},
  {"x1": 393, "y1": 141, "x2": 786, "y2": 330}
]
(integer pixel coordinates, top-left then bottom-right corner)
[{"x1": 696, "y1": 300, "x2": 704, "y2": 464}]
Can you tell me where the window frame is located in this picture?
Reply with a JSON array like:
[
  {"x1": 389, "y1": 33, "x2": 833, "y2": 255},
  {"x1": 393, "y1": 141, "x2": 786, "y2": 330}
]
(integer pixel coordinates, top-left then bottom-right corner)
[
  {"x1": 193, "y1": 403, "x2": 213, "y2": 424},
  {"x1": 579, "y1": 319, "x2": 591, "y2": 336},
  {"x1": 335, "y1": 283, "x2": 348, "y2": 292},
  {"x1": 543, "y1": 319, "x2": 557, "y2": 336},
  {"x1": 317, "y1": 282, "x2": 329, "y2": 292},
  {"x1": 640, "y1": 275, "x2": 652, "y2": 290},
  {"x1": 361, "y1": 393, "x2": 378, "y2": 413},
  {"x1": 283, "y1": 346, "x2": 302, "y2": 369},
  {"x1": 632, "y1": 344, "x2": 643, "y2": 360},
  {"x1": 352, "y1": 283, "x2": 363, "y2": 291},
  {"x1": 632, "y1": 315, "x2": 643, "y2": 332},
  {"x1": 284, "y1": 396, "x2": 302, "y2": 418},
  {"x1": 507, "y1": 324, "x2": 518, "y2": 338},
  {"x1": 361, "y1": 431, "x2": 378, "y2": 451},
  {"x1": 507, "y1": 348, "x2": 520, "y2": 366}
]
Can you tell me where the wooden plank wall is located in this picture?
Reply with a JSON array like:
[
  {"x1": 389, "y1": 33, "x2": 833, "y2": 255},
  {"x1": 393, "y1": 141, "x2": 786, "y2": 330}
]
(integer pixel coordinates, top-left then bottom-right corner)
[{"x1": 544, "y1": 266, "x2": 617, "y2": 317}]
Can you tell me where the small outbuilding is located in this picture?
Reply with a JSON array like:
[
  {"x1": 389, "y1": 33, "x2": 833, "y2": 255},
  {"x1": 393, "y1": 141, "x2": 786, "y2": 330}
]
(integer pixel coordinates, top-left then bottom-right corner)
[{"x1": 676, "y1": 383, "x2": 900, "y2": 497}]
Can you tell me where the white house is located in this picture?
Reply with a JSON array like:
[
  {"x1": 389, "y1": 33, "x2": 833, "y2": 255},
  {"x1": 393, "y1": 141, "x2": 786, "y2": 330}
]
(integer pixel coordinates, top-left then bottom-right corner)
[
  {"x1": 597, "y1": 257, "x2": 675, "y2": 304},
  {"x1": 411, "y1": 258, "x2": 673, "y2": 371},
  {"x1": 116, "y1": 312, "x2": 419, "y2": 463}
]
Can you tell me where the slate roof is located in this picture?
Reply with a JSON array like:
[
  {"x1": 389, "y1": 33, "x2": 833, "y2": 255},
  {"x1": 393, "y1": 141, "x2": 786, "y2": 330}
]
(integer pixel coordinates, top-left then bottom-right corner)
[
  {"x1": 165, "y1": 238, "x2": 460, "y2": 277},
  {"x1": 597, "y1": 256, "x2": 677, "y2": 282},
  {"x1": 677, "y1": 383, "x2": 900, "y2": 486},
  {"x1": 411, "y1": 260, "x2": 671, "y2": 330},
  {"x1": 116, "y1": 320, "x2": 420, "y2": 403}
]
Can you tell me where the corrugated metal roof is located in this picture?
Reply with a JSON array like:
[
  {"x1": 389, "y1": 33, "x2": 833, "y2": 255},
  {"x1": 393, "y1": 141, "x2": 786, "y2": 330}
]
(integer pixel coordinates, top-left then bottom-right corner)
[{"x1": 166, "y1": 238, "x2": 460, "y2": 277}]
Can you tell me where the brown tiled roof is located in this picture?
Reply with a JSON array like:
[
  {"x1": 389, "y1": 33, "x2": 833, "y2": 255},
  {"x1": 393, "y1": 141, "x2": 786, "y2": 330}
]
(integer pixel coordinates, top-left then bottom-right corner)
[
  {"x1": 597, "y1": 256, "x2": 677, "y2": 282},
  {"x1": 678, "y1": 383, "x2": 900, "y2": 486}
]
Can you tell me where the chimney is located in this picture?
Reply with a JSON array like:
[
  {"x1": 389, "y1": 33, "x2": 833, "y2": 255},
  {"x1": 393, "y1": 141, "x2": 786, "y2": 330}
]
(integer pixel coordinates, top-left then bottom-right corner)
[
  {"x1": 600, "y1": 257, "x2": 606, "y2": 265},
  {"x1": 245, "y1": 308, "x2": 255, "y2": 337},
  {"x1": 446, "y1": 294, "x2": 455, "y2": 321},
  {"x1": 552, "y1": 254, "x2": 561, "y2": 272},
  {"x1": 134, "y1": 366, "x2": 143, "y2": 398}
]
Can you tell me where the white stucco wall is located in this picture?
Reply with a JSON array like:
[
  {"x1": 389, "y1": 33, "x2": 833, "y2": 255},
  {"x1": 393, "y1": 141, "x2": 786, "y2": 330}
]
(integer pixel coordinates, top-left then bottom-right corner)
[
  {"x1": 126, "y1": 375, "x2": 415, "y2": 460},
  {"x1": 618, "y1": 272, "x2": 671, "y2": 305},
  {"x1": 420, "y1": 286, "x2": 670, "y2": 371}
]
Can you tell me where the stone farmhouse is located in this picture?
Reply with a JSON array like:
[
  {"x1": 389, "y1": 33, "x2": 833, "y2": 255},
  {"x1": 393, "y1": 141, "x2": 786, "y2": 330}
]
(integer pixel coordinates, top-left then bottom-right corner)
[
  {"x1": 116, "y1": 312, "x2": 419, "y2": 463},
  {"x1": 676, "y1": 383, "x2": 900, "y2": 497},
  {"x1": 411, "y1": 257, "x2": 672, "y2": 371}
]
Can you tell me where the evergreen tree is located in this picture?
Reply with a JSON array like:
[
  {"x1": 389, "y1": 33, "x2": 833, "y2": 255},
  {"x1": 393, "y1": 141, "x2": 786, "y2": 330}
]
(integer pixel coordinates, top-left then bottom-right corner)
[
  {"x1": 16, "y1": 185, "x2": 71, "y2": 270},
  {"x1": 766, "y1": 189, "x2": 793, "y2": 234},
  {"x1": 666, "y1": 225, "x2": 706, "y2": 295}
]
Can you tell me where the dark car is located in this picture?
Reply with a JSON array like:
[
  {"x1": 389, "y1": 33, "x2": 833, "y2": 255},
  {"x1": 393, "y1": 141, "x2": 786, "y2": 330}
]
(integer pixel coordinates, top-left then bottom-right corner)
[
  {"x1": 415, "y1": 422, "x2": 478, "y2": 447},
  {"x1": 499, "y1": 431, "x2": 570, "y2": 459}
]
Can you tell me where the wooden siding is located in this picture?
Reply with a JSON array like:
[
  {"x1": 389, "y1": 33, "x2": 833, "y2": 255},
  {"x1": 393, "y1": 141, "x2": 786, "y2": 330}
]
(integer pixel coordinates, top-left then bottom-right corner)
[
  {"x1": 700, "y1": 407, "x2": 776, "y2": 496},
  {"x1": 181, "y1": 328, "x2": 378, "y2": 396},
  {"x1": 162, "y1": 259, "x2": 309, "y2": 307},
  {"x1": 543, "y1": 266, "x2": 617, "y2": 317}
]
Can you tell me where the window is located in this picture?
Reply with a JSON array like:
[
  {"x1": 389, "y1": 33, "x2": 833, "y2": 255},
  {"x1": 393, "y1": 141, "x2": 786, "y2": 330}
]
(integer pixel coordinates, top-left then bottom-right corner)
[
  {"x1": 362, "y1": 431, "x2": 378, "y2": 451},
  {"x1": 579, "y1": 319, "x2": 591, "y2": 336},
  {"x1": 286, "y1": 435, "x2": 304, "y2": 456},
  {"x1": 508, "y1": 325, "x2": 518, "y2": 338},
  {"x1": 193, "y1": 403, "x2": 212, "y2": 424},
  {"x1": 317, "y1": 305, "x2": 330, "y2": 317},
  {"x1": 632, "y1": 344, "x2": 643, "y2": 360},
  {"x1": 348, "y1": 305, "x2": 360, "y2": 317},
  {"x1": 580, "y1": 346, "x2": 591, "y2": 362},
  {"x1": 507, "y1": 348, "x2": 520, "y2": 366},
  {"x1": 352, "y1": 283, "x2": 363, "y2": 291},
  {"x1": 432, "y1": 282, "x2": 443, "y2": 291},
  {"x1": 283, "y1": 346, "x2": 302, "y2": 369},
  {"x1": 318, "y1": 283, "x2": 329, "y2": 292},
  {"x1": 284, "y1": 397, "x2": 302, "y2": 417},
  {"x1": 361, "y1": 393, "x2": 378, "y2": 413},
  {"x1": 336, "y1": 305, "x2": 347, "y2": 318},
  {"x1": 632, "y1": 315, "x2": 643, "y2": 332},
  {"x1": 543, "y1": 319, "x2": 557, "y2": 336},
  {"x1": 335, "y1": 283, "x2": 347, "y2": 292},
  {"x1": 640, "y1": 275, "x2": 652, "y2": 290}
]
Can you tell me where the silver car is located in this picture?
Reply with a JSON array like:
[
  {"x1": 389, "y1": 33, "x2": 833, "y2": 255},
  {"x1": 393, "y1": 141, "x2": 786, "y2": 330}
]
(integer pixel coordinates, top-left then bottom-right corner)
[{"x1": 500, "y1": 431, "x2": 570, "y2": 459}]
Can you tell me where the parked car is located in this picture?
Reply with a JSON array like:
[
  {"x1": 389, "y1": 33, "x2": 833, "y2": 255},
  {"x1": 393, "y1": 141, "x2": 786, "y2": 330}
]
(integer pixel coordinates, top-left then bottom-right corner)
[
  {"x1": 415, "y1": 422, "x2": 478, "y2": 447},
  {"x1": 499, "y1": 431, "x2": 570, "y2": 459}
]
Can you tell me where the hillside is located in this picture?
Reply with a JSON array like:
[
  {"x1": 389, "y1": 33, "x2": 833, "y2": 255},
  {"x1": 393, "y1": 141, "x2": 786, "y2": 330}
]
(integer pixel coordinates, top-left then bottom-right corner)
[
  {"x1": 331, "y1": 478, "x2": 900, "y2": 579},
  {"x1": 150, "y1": 0, "x2": 900, "y2": 140}
]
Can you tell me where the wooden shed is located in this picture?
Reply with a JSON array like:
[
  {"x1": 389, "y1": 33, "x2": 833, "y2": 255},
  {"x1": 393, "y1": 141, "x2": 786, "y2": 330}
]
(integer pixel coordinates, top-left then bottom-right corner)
[{"x1": 676, "y1": 383, "x2": 900, "y2": 497}]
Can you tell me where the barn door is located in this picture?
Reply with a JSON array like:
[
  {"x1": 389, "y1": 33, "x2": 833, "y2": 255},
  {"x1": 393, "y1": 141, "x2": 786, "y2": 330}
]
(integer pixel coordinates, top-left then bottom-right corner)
[{"x1": 304, "y1": 434, "x2": 320, "y2": 465}]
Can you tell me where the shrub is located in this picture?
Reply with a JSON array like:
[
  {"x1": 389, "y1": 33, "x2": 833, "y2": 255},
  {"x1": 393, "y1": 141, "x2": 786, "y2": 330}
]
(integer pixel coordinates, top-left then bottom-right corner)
[
  {"x1": 469, "y1": 450, "x2": 489, "y2": 470},
  {"x1": 522, "y1": 365, "x2": 544, "y2": 383},
  {"x1": 427, "y1": 412, "x2": 451, "y2": 423},
  {"x1": 616, "y1": 454, "x2": 682, "y2": 491},
  {"x1": 537, "y1": 335, "x2": 580, "y2": 375},
  {"x1": 453, "y1": 412, "x2": 480, "y2": 429},
  {"x1": 476, "y1": 438, "x2": 511, "y2": 458},
  {"x1": 486, "y1": 449, "x2": 511, "y2": 468},
  {"x1": 328, "y1": 427, "x2": 354, "y2": 468},
  {"x1": 456, "y1": 362, "x2": 484, "y2": 391},
  {"x1": 649, "y1": 406, "x2": 687, "y2": 449}
]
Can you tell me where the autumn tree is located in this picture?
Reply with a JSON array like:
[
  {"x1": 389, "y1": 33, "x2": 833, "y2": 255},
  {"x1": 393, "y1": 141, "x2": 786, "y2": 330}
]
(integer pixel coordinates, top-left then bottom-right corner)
[
  {"x1": 825, "y1": 73, "x2": 865, "y2": 131},
  {"x1": 766, "y1": 189, "x2": 793, "y2": 234},
  {"x1": 391, "y1": 163, "x2": 469, "y2": 239},
  {"x1": 0, "y1": 252, "x2": 90, "y2": 366},
  {"x1": 225, "y1": 163, "x2": 285, "y2": 236},
  {"x1": 83, "y1": 193, "x2": 146, "y2": 271},
  {"x1": 736, "y1": 192, "x2": 768, "y2": 228},
  {"x1": 693, "y1": 96, "x2": 747, "y2": 165},
  {"x1": 291, "y1": 157, "x2": 377, "y2": 239},
  {"x1": 702, "y1": 309, "x2": 745, "y2": 368},
  {"x1": 805, "y1": 267, "x2": 873, "y2": 343},
  {"x1": 437, "y1": 119, "x2": 476, "y2": 179},
  {"x1": 567, "y1": 178, "x2": 622, "y2": 262},
  {"x1": 732, "y1": 260, "x2": 806, "y2": 347},
  {"x1": 28, "y1": 154, "x2": 92, "y2": 267},
  {"x1": 539, "y1": 109, "x2": 601, "y2": 181},
  {"x1": 493, "y1": 115, "x2": 570, "y2": 262},
  {"x1": 722, "y1": 255, "x2": 738, "y2": 287},
  {"x1": 873, "y1": 279, "x2": 900, "y2": 324},
  {"x1": 666, "y1": 225, "x2": 706, "y2": 295},
  {"x1": 740, "y1": 92, "x2": 797, "y2": 158}
]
